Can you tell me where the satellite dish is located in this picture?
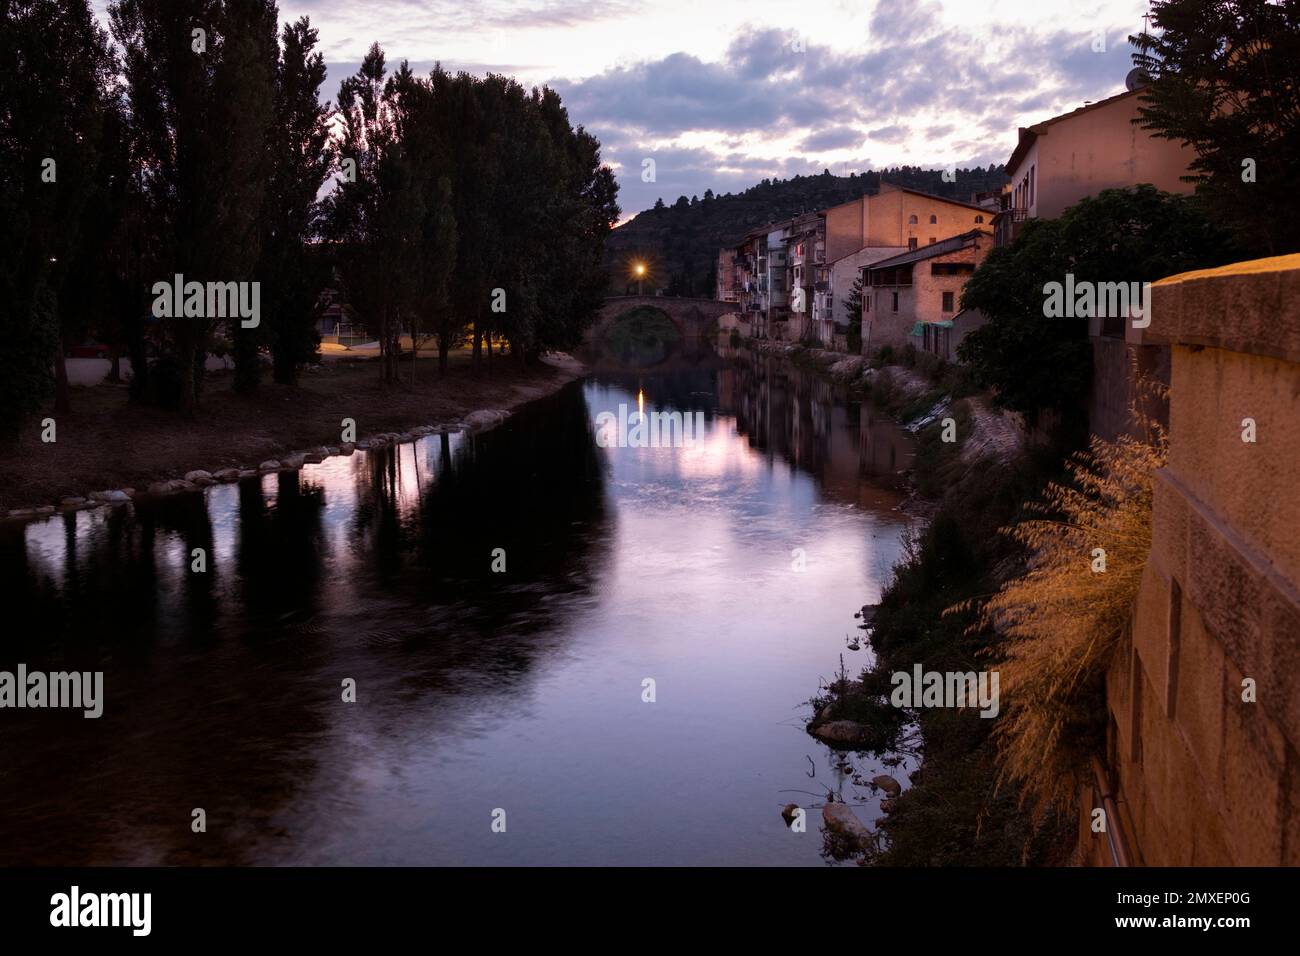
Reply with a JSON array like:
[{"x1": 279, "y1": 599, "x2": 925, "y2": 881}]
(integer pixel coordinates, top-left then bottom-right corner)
[{"x1": 1125, "y1": 68, "x2": 1150, "y2": 91}]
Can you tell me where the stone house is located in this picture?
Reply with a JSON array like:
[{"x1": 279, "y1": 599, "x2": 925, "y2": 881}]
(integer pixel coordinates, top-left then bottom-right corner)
[{"x1": 860, "y1": 229, "x2": 993, "y2": 354}]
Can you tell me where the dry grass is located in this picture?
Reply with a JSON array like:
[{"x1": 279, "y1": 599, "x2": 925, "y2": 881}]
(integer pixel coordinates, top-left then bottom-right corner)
[{"x1": 951, "y1": 414, "x2": 1167, "y2": 820}]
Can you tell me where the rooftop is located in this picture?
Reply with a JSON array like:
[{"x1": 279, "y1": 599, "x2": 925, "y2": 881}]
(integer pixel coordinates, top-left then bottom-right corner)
[
  {"x1": 1006, "y1": 87, "x2": 1141, "y2": 174},
  {"x1": 863, "y1": 228, "x2": 992, "y2": 271}
]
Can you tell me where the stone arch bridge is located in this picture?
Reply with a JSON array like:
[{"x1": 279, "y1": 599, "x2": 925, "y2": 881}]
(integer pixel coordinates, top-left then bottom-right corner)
[{"x1": 587, "y1": 296, "x2": 736, "y2": 344}]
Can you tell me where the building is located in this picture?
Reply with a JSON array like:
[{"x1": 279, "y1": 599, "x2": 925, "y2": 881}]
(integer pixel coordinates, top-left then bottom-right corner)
[
  {"x1": 715, "y1": 248, "x2": 739, "y2": 303},
  {"x1": 825, "y1": 182, "x2": 993, "y2": 260},
  {"x1": 990, "y1": 84, "x2": 1198, "y2": 438},
  {"x1": 827, "y1": 246, "x2": 906, "y2": 349},
  {"x1": 718, "y1": 184, "x2": 994, "y2": 349},
  {"x1": 813, "y1": 185, "x2": 993, "y2": 348},
  {"x1": 718, "y1": 219, "x2": 794, "y2": 338},
  {"x1": 860, "y1": 229, "x2": 993, "y2": 353},
  {"x1": 994, "y1": 87, "x2": 1196, "y2": 246},
  {"x1": 764, "y1": 221, "x2": 791, "y2": 334},
  {"x1": 783, "y1": 211, "x2": 826, "y2": 342},
  {"x1": 919, "y1": 307, "x2": 990, "y2": 362}
]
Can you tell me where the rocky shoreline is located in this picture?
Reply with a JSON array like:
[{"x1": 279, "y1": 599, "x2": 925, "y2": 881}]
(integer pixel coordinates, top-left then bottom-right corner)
[
  {"x1": 2, "y1": 411, "x2": 514, "y2": 523},
  {"x1": 2, "y1": 354, "x2": 586, "y2": 523}
]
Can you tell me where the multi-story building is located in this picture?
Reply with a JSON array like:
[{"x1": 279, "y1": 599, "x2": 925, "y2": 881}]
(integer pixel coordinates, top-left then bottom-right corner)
[
  {"x1": 715, "y1": 248, "x2": 739, "y2": 303},
  {"x1": 783, "y1": 211, "x2": 825, "y2": 342},
  {"x1": 821, "y1": 185, "x2": 992, "y2": 349},
  {"x1": 719, "y1": 185, "x2": 993, "y2": 349},
  {"x1": 827, "y1": 246, "x2": 906, "y2": 349},
  {"x1": 764, "y1": 222, "x2": 790, "y2": 332},
  {"x1": 824, "y1": 182, "x2": 992, "y2": 260},
  {"x1": 994, "y1": 87, "x2": 1196, "y2": 247},
  {"x1": 719, "y1": 219, "x2": 795, "y2": 338},
  {"x1": 992, "y1": 83, "x2": 1197, "y2": 439},
  {"x1": 860, "y1": 228, "x2": 993, "y2": 353}
]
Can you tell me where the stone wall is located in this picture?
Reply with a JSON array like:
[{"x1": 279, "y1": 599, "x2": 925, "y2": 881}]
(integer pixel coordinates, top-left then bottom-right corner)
[
  {"x1": 1086, "y1": 315, "x2": 1171, "y2": 443},
  {"x1": 1087, "y1": 254, "x2": 1300, "y2": 866}
]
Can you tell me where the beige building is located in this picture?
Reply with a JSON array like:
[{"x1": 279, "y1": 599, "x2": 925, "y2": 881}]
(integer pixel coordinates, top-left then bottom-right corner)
[
  {"x1": 861, "y1": 229, "x2": 993, "y2": 353},
  {"x1": 719, "y1": 184, "x2": 994, "y2": 349},
  {"x1": 825, "y1": 183, "x2": 993, "y2": 261},
  {"x1": 996, "y1": 87, "x2": 1196, "y2": 245},
  {"x1": 807, "y1": 185, "x2": 990, "y2": 348}
]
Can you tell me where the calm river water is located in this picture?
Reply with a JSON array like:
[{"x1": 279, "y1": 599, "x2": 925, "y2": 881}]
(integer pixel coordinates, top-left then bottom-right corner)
[{"x1": 0, "y1": 349, "x2": 916, "y2": 865}]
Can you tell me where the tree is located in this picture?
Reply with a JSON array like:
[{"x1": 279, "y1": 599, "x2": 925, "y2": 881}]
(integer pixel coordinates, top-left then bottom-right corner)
[
  {"x1": 1132, "y1": 0, "x2": 1300, "y2": 256},
  {"x1": 258, "y1": 16, "x2": 331, "y2": 386},
  {"x1": 388, "y1": 63, "x2": 458, "y2": 377},
  {"x1": 0, "y1": 0, "x2": 114, "y2": 434},
  {"x1": 324, "y1": 45, "x2": 425, "y2": 383},
  {"x1": 110, "y1": 0, "x2": 279, "y2": 412},
  {"x1": 844, "y1": 273, "x2": 866, "y2": 354},
  {"x1": 958, "y1": 186, "x2": 1237, "y2": 420}
]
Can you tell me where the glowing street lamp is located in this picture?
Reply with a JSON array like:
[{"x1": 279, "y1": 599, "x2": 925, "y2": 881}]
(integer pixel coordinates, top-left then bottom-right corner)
[{"x1": 633, "y1": 262, "x2": 646, "y2": 295}]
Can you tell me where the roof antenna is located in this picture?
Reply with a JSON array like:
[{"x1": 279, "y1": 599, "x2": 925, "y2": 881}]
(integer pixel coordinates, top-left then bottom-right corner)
[{"x1": 1125, "y1": 1, "x2": 1154, "y2": 90}]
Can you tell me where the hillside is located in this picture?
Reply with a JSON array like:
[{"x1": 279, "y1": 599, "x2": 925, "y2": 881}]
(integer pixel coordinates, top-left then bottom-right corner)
[{"x1": 604, "y1": 166, "x2": 1009, "y2": 296}]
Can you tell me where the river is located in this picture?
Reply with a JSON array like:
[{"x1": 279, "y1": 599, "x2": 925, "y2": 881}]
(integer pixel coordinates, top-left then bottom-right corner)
[{"x1": 0, "y1": 348, "x2": 917, "y2": 865}]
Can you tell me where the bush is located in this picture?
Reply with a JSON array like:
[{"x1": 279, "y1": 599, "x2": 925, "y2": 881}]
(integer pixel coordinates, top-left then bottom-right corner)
[
  {"x1": 953, "y1": 424, "x2": 1167, "y2": 820},
  {"x1": 958, "y1": 187, "x2": 1237, "y2": 423}
]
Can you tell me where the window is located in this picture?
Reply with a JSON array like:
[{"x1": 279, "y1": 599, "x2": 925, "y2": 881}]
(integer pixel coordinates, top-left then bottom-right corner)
[
  {"x1": 928, "y1": 237, "x2": 936, "y2": 245},
  {"x1": 929, "y1": 214, "x2": 937, "y2": 224},
  {"x1": 891, "y1": 291, "x2": 899, "y2": 312},
  {"x1": 908, "y1": 214, "x2": 918, "y2": 224},
  {"x1": 907, "y1": 237, "x2": 918, "y2": 251},
  {"x1": 942, "y1": 291, "x2": 954, "y2": 312},
  {"x1": 864, "y1": 296, "x2": 870, "y2": 313},
  {"x1": 1029, "y1": 164, "x2": 1035, "y2": 206},
  {"x1": 975, "y1": 215, "x2": 984, "y2": 223}
]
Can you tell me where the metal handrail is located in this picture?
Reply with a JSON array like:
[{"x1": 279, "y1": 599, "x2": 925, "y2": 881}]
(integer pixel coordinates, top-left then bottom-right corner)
[{"x1": 1092, "y1": 755, "x2": 1133, "y2": 867}]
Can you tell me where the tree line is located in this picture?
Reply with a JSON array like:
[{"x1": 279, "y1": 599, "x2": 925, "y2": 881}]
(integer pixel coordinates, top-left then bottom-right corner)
[{"x1": 0, "y1": 0, "x2": 619, "y2": 436}]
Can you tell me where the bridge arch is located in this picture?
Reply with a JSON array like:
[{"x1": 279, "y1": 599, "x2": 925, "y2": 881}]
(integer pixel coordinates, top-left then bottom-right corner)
[{"x1": 587, "y1": 295, "x2": 736, "y2": 345}]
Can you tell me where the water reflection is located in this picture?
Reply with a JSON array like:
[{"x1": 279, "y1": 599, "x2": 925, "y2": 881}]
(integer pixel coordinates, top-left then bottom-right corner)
[{"x1": 1, "y1": 355, "x2": 916, "y2": 865}]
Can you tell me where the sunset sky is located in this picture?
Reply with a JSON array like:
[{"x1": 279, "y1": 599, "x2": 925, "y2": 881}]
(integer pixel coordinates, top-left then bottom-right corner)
[{"x1": 96, "y1": 0, "x2": 1154, "y2": 217}]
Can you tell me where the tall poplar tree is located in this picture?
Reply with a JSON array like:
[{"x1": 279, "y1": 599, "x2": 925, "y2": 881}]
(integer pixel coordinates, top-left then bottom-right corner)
[
  {"x1": 0, "y1": 0, "x2": 114, "y2": 433},
  {"x1": 110, "y1": 0, "x2": 278, "y2": 411},
  {"x1": 258, "y1": 16, "x2": 331, "y2": 386}
]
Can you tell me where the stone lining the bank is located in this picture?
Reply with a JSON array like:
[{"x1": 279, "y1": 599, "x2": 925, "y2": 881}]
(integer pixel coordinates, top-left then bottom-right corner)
[{"x1": 1, "y1": 410, "x2": 512, "y2": 524}]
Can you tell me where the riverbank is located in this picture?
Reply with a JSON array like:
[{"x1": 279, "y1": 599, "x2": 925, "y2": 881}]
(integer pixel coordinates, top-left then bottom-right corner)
[
  {"x1": 747, "y1": 338, "x2": 1078, "y2": 864},
  {"x1": 0, "y1": 351, "x2": 586, "y2": 516}
]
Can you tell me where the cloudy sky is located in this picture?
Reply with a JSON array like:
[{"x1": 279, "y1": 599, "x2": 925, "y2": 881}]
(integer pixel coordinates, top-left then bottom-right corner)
[{"x1": 97, "y1": 0, "x2": 1154, "y2": 219}]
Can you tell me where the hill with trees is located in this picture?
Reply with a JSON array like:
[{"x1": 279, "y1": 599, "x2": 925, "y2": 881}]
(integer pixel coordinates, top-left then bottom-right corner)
[{"x1": 605, "y1": 165, "x2": 1008, "y2": 296}]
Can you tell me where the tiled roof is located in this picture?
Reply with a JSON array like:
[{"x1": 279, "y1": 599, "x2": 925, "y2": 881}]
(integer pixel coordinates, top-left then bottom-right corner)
[{"x1": 863, "y1": 229, "x2": 992, "y2": 271}]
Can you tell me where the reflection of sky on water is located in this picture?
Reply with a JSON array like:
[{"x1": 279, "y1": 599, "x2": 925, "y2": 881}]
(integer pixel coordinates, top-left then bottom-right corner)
[{"x1": 2, "y1": 366, "x2": 916, "y2": 866}]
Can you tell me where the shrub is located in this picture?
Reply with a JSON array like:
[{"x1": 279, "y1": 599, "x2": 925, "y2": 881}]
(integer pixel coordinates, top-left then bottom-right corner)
[{"x1": 952, "y1": 423, "x2": 1167, "y2": 819}]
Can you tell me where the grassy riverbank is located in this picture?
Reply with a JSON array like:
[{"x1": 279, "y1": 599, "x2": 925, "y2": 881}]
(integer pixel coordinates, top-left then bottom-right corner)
[
  {"x1": 772, "y1": 340, "x2": 1080, "y2": 864},
  {"x1": 0, "y1": 351, "x2": 585, "y2": 514}
]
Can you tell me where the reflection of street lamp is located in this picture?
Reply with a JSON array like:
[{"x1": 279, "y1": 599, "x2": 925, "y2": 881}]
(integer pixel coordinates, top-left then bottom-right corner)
[{"x1": 633, "y1": 262, "x2": 646, "y2": 295}]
